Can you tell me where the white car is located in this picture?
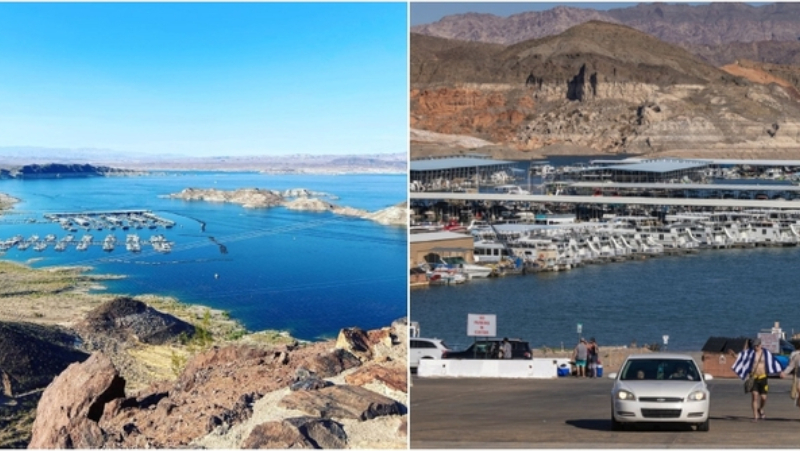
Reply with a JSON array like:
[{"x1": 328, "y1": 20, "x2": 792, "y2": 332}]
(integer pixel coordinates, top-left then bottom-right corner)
[
  {"x1": 410, "y1": 337, "x2": 449, "y2": 371},
  {"x1": 609, "y1": 353, "x2": 712, "y2": 432}
]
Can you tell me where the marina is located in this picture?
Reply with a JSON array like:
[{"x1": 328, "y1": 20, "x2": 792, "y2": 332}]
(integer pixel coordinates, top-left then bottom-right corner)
[
  {"x1": 411, "y1": 156, "x2": 800, "y2": 353},
  {"x1": 0, "y1": 210, "x2": 176, "y2": 254}
]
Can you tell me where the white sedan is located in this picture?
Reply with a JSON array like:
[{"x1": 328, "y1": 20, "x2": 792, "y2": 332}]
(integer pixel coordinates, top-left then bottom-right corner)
[{"x1": 609, "y1": 353, "x2": 712, "y2": 431}]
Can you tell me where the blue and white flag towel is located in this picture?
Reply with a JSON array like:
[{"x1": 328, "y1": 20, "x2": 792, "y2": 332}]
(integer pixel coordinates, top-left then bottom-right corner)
[{"x1": 732, "y1": 348, "x2": 784, "y2": 380}]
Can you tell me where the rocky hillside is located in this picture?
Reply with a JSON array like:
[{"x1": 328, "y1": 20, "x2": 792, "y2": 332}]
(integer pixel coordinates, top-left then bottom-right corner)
[
  {"x1": 169, "y1": 187, "x2": 408, "y2": 227},
  {"x1": 411, "y1": 21, "x2": 800, "y2": 159},
  {"x1": 413, "y1": 3, "x2": 800, "y2": 65},
  {"x1": 28, "y1": 320, "x2": 408, "y2": 449},
  {"x1": 0, "y1": 164, "x2": 139, "y2": 179}
]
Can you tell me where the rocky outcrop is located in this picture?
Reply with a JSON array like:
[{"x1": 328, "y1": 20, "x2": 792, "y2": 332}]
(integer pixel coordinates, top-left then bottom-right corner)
[
  {"x1": 27, "y1": 319, "x2": 409, "y2": 449},
  {"x1": 77, "y1": 297, "x2": 196, "y2": 346},
  {"x1": 168, "y1": 188, "x2": 408, "y2": 227},
  {"x1": 0, "y1": 322, "x2": 88, "y2": 397},
  {"x1": 28, "y1": 353, "x2": 125, "y2": 449},
  {"x1": 279, "y1": 385, "x2": 404, "y2": 421}
]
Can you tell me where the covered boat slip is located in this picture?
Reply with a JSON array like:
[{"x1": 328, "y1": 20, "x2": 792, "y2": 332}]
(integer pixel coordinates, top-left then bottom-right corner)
[
  {"x1": 570, "y1": 160, "x2": 708, "y2": 183},
  {"x1": 409, "y1": 192, "x2": 800, "y2": 210},
  {"x1": 410, "y1": 157, "x2": 517, "y2": 186},
  {"x1": 564, "y1": 182, "x2": 800, "y2": 199}
]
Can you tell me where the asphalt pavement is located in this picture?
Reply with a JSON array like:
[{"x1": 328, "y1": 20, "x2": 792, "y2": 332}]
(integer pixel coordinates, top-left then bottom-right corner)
[{"x1": 410, "y1": 376, "x2": 800, "y2": 448}]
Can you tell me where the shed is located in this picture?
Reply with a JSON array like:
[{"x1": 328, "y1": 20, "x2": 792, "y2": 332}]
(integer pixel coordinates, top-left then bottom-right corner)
[{"x1": 700, "y1": 336, "x2": 750, "y2": 378}]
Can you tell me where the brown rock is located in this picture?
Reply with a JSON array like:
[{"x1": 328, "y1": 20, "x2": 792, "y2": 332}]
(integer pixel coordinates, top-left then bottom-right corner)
[
  {"x1": 241, "y1": 421, "x2": 314, "y2": 449},
  {"x1": 284, "y1": 417, "x2": 347, "y2": 449},
  {"x1": 303, "y1": 349, "x2": 362, "y2": 378},
  {"x1": 28, "y1": 353, "x2": 126, "y2": 449},
  {"x1": 344, "y1": 363, "x2": 407, "y2": 393},
  {"x1": 279, "y1": 385, "x2": 404, "y2": 421},
  {"x1": 335, "y1": 328, "x2": 372, "y2": 362}
]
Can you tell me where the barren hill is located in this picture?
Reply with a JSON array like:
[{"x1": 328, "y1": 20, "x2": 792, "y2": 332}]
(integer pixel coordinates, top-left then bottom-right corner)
[
  {"x1": 412, "y1": 3, "x2": 800, "y2": 67},
  {"x1": 411, "y1": 21, "x2": 800, "y2": 159},
  {"x1": 413, "y1": 3, "x2": 800, "y2": 48}
]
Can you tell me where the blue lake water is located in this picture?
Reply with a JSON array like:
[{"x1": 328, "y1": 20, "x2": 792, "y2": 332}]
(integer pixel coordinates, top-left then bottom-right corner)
[
  {"x1": 0, "y1": 172, "x2": 407, "y2": 341},
  {"x1": 411, "y1": 246, "x2": 800, "y2": 352}
]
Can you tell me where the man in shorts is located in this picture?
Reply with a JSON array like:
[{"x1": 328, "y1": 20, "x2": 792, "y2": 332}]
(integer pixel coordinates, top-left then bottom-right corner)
[
  {"x1": 573, "y1": 338, "x2": 588, "y2": 378},
  {"x1": 732, "y1": 338, "x2": 783, "y2": 422}
]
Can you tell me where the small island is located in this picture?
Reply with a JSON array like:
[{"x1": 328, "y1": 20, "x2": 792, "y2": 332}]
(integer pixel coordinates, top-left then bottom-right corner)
[{"x1": 166, "y1": 187, "x2": 408, "y2": 227}]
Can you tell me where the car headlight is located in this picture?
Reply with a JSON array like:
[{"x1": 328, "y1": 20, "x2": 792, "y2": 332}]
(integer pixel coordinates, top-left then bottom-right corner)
[
  {"x1": 688, "y1": 390, "x2": 707, "y2": 401},
  {"x1": 616, "y1": 389, "x2": 636, "y2": 401}
]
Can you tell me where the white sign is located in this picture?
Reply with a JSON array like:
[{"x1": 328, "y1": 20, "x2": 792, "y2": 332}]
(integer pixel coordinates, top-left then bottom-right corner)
[
  {"x1": 758, "y1": 332, "x2": 780, "y2": 354},
  {"x1": 577, "y1": 323, "x2": 582, "y2": 334},
  {"x1": 663, "y1": 335, "x2": 669, "y2": 345},
  {"x1": 467, "y1": 314, "x2": 496, "y2": 337}
]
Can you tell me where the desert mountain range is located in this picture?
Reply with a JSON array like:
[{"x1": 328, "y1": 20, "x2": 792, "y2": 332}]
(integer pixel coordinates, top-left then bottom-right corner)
[{"x1": 411, "y1": 6, "x2": 800, "y2": 160}]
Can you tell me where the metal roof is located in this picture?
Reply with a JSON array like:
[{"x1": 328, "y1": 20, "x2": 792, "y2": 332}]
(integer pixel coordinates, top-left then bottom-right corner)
[
  {"x1": 568, "y1": 182, "x2": 800, "y2": 191},
  {"x1": 409, "y1": 231, "x2": 474, "y2": 243},
  {"x1": 410, "y1": 192, "x2": 800, "y2": 208},
  {"x1": 410, "y1": 157, "x2": 515, "y2": 172},
  {"x1": 594, "y1": 160, "x2": 708, "y2": 173}
]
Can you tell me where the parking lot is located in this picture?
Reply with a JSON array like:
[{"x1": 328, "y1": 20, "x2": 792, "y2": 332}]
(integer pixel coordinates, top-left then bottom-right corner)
[{"x1": 411, "y1": 376, "x2": 800, "y2": 448}]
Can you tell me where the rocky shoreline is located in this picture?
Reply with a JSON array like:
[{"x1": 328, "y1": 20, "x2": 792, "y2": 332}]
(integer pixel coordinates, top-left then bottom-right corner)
[
  {"x1": 0, "y1": 260, "x2": 408, "y2": 448},
  {"x1": 166, "y1": 187, "x2": 408, "y2": 227}
]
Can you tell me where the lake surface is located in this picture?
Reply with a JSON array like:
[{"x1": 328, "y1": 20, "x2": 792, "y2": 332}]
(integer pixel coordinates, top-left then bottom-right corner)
[
  {"x1": 411, "y1": 246, "x2": 800, "y2": 352},
  {"x1": 0, "y1": 172, "x2": 407, "y2": 341}
]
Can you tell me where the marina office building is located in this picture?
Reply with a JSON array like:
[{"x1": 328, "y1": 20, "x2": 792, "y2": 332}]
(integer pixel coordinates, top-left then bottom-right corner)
[{"x1": 409, "y1": 231, "x2": 475, "y2": 267}]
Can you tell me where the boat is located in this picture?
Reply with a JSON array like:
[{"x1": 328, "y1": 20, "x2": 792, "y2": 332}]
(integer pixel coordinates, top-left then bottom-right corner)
[
  {"x1": 33, "y1": 242, "x2": 47, "y2": 252},
  {"x1": 103, "y1": 235, "x2": 116, "y2": 252},
  {"x1": 441, "y1": 256, "x2": 492, "y2": 278},
  {"x1": 426, "y1": 265, "x2": 467, "y2": 285}
]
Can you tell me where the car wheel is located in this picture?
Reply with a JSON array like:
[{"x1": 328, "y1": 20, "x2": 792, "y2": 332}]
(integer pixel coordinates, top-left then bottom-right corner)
[
  {"x1": 611, "y1": 410, "x2": 624, "y2": 431},
  {"x1": 696, "y1": 419, "x2": 709, "y2": 432}
]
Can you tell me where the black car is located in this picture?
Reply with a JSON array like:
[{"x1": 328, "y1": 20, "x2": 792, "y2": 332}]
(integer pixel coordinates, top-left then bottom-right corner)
[{"x1": 443, "y1": 339, "x2": 532, "y2": 359}]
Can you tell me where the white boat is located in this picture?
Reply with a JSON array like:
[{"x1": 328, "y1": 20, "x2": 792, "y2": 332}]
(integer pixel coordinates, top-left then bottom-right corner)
[
  {"x1": 493, "y1": 184, "x2": 531, "y2": 195},
  {"x1": 441, "y1": 256, "x2": 492, "y2": 278},
  {"x1": 427, "y1": 265, "x2": 467, "y2": 285}
]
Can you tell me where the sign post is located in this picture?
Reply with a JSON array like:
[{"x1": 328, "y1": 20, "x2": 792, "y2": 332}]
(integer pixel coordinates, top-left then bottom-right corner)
[
  {"x1": 468, "y1": 314, "x2": 497, "y2": 359},
  {"x1": 663, "y1": 335, "x2": 669, "y2": 352}
]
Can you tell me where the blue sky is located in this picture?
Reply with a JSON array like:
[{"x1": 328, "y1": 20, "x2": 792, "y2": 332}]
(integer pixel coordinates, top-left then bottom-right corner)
[
  {"x1": 411, "y1": 2, "x2": 763, "y2": 26},
  {"x1": 0, "y1": 3, "x2": 408, "y2": 157}
]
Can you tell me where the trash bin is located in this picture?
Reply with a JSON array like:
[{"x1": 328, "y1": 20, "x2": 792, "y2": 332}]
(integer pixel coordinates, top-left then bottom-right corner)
[
  {"x1": 596, "y1": 364, "x2": 603, "y2": 378},
  {"x1": 557, "y1": 364, "x2": 570, "y2": 377}
]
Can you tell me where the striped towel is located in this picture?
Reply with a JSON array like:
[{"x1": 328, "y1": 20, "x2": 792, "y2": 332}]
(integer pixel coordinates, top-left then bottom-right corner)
[{"x1": 732, "y1": 348, "x2": 784, "y2": 380}]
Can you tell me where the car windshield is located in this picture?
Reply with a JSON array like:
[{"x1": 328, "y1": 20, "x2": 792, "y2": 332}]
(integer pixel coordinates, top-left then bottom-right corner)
[{"x1": 620, "y1": 358, "x2": 700, "y2": 381}]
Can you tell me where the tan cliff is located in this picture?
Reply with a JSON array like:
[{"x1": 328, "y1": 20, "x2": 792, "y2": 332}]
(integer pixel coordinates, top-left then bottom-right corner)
[
  {"x1": 168, "y1": 188, "x2": 408, "y2": 227},
  {"x1": 411, "y1": 22, "x2": 800, "y2": 160}
]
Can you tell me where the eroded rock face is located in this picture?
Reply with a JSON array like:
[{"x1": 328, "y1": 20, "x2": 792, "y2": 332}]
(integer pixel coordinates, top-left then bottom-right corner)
[
  {"x1": 28, "y1": 353, "x2": 125, "y2": 449},
  {"x1": 279, "y1": 385, "x2": 405, "y2": 421}
]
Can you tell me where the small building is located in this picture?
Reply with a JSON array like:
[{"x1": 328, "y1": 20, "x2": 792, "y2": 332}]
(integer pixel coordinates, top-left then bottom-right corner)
[
  {"x1": 700, "y1": 336, "x2": 750, "y2": 379},
  {"x1": 409, "y1": 231, "x2": 475, "y2": 267}
]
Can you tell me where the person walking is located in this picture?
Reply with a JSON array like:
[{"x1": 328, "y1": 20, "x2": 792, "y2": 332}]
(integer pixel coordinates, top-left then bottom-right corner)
[
  {"x1": 587, "y1": 337, "x2": 599, "y2": 378},
  {"x1": 779, "y1": 343, "x2": 800, "y2": 411},
  {"x1": 501, "y1": 337, "x2": 512, "y2": 359},
  {"x1": 732, "y1": 338, "x2": 784, "y2": 422},
  {"x1": 573, "y1": 338, "x2": 589, "y2": 377}
]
